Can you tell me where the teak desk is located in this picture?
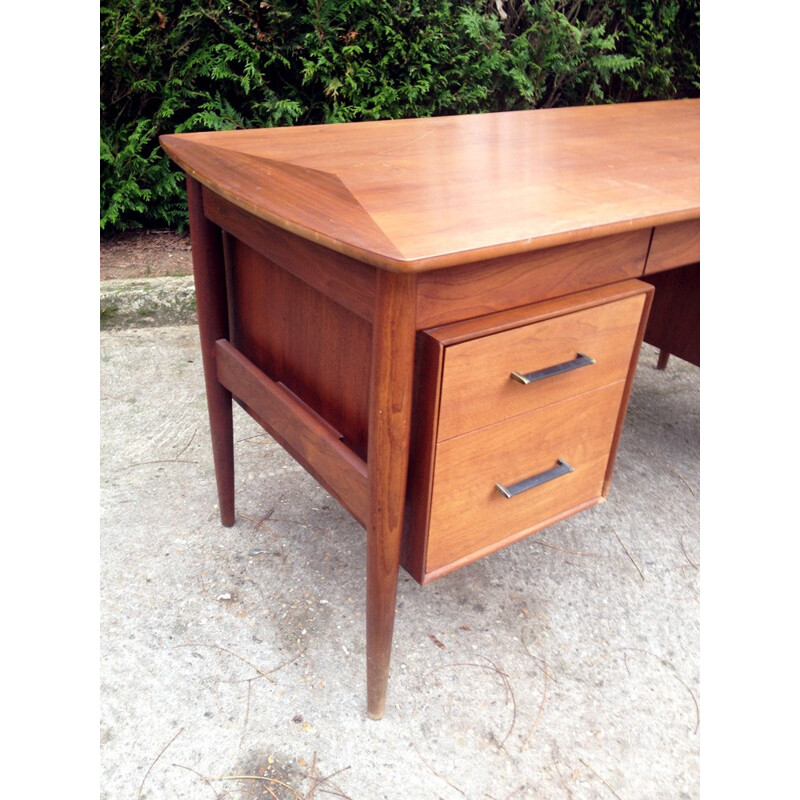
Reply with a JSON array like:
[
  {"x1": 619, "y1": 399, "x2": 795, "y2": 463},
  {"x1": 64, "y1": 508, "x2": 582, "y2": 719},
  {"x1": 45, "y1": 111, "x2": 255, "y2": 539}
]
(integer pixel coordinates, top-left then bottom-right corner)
[{"x1": 160, "y1": 98, "x2": 700, "y2": 719}]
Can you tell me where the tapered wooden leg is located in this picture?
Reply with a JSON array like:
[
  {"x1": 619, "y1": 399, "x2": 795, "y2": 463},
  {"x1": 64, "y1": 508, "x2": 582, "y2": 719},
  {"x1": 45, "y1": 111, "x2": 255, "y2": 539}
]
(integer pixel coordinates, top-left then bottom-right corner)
[
  {"x1": 186, "y1": 177, "x2": 235, "y2": 526},
  {"x1": 365, "y1": 270, "x2": 417, "y2": 720}
]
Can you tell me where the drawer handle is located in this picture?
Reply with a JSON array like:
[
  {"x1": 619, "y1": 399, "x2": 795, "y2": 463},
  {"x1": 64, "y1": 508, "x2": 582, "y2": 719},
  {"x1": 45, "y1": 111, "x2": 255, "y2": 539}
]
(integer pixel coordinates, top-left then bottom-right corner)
[
  {"x1": 496, "y1": 459, "x2": 574, "y2": 498},
  {"x1": 510, "y1": 353, "x2": 595, "y2": 385}
]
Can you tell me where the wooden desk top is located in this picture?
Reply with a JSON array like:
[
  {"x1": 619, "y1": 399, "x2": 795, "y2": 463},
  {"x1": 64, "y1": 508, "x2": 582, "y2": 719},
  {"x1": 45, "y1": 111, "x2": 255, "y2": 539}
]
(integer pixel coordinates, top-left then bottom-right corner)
[{"x1": 160, "y1": 99, "x2": 699, "y2": 272}]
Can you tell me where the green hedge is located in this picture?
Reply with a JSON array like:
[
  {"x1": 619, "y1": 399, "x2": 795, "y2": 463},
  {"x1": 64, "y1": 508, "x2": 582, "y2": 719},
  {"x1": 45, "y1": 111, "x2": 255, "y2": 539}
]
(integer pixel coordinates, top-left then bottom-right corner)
[{"x1": 100, "y1": 0, "x2": 699, "y2": 234}]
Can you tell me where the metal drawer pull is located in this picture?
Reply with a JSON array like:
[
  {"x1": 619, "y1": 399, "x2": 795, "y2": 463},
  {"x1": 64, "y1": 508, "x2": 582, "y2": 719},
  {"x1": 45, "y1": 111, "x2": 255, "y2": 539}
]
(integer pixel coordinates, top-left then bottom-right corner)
[
  {"x1": 510, "y1": 353, "x2": 595, "y2": 385},
  {"x1": 496, "y1": 459, "x2": 574, "y2": 498}
]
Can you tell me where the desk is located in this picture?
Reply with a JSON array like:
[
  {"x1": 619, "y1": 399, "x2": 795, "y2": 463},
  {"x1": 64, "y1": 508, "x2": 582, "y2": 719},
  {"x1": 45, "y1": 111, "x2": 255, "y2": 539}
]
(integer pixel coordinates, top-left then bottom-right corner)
[{"x1": 160, "y1": 98, "x2": 699, "y2": 719}]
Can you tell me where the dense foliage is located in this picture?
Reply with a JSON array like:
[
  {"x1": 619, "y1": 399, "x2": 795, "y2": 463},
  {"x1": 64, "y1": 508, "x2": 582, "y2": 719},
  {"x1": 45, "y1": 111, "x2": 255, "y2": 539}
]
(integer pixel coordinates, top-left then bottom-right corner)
[{"x1": 100, "y1": 0, "x2": 699, "y2": 233}]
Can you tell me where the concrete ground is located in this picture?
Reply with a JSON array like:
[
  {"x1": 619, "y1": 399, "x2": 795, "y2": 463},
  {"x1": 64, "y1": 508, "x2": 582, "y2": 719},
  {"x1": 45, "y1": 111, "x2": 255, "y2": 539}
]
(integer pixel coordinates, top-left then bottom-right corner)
[{"x1": 100, "y1": 315, "x2": 699, "y2": 799}]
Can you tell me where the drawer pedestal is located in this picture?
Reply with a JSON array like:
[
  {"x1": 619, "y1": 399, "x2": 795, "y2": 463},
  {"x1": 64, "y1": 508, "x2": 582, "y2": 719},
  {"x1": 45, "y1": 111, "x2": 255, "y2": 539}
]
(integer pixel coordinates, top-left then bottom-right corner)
[{"x1": 403, "y1": 281, "x2": 653, "y2": 584}]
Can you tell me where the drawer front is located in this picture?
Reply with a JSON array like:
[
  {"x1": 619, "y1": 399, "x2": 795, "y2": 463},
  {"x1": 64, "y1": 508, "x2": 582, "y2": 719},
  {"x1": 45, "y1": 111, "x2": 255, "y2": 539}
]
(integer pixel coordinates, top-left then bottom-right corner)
[
  {"x1": 425, "y1": 381, "x2": 625, "y2": 575},
  {"x1": 436, "y1": 293, "x2": 645, "y2": 441},
  {"x1": 645, "y1": 219, "x2": 700, "y2": 274},
  {"x1": 415, "y1": 229, "x2": 651, "y2": 329}
]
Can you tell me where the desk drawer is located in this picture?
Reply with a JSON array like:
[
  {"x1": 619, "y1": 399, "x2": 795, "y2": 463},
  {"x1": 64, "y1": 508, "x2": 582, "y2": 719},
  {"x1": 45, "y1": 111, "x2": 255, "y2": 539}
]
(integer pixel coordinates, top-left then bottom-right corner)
[
  {"x1": 435, "y1": 293, "x2": 646, "y2": 441},
  {"x1": 645, "y1": 219, "x2": 700, "y2": 275},
  {"x1": 424, "y1": 381, "x2": 625, "y2": 575}
]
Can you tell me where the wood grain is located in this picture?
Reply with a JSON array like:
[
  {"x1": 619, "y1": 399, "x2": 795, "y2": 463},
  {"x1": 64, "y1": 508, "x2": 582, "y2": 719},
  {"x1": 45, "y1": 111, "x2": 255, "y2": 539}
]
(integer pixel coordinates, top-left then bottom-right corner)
[
  {"x1": 160, "y1": 99, "x2": 699, "y2": 272},
  {"x1": 166, "y1": 102, "x2": 699, "y2": 716},
  {"x1": 365, "y1": 270, "x2": 417, "y2": 719},
  {"x1": 186, "y1": 176, "x2": 235, "y2": 526},
  {"x1": 401, "y1": 332, "x2": 446, "y2": 582},
  {"x1": 224, "y1": 235, "x2": 372, "y2": 461},
  {"x1": 204, "y1": 188, "x2": 376, "y2": 322},
  {"x1": 415, "y1": 229, "x2": 650, "y2": 328},
  {"x1": 215, "y1": 339, "x2": 369, "y2": 526},
  {"x1": 645, "y1": 219, "x2": 700, "y2": 274},
  {"x1": 404, "y1": 280, "x2": 653, "y2": 584},
  {"x1": 644, "y1": 263, "x2": 700, "y2": 366},
  {"x1": 435, "y1": 293, "x2": 646, "y2": 440},
  {"x1": 426, "y1": 381, "x2": 626, "y2": 576}
]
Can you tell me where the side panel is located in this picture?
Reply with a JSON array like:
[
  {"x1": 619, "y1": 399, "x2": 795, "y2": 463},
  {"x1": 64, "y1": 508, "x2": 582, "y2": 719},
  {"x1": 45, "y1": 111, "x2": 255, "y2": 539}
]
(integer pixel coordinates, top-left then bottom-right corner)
[{"x1": 226, "y1": 234, "x2": 373, "y2": 462}]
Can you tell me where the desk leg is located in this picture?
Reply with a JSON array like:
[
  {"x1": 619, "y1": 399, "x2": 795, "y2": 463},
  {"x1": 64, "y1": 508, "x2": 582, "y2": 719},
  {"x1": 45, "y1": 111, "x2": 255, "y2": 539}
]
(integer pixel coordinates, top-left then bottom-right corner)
[
  {"x1": 366, "y1": 271, "x2": 417, "y2": 720},
  {"x1": 186, "y1": 177, "x2": 235, "y2": 527}
]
